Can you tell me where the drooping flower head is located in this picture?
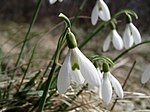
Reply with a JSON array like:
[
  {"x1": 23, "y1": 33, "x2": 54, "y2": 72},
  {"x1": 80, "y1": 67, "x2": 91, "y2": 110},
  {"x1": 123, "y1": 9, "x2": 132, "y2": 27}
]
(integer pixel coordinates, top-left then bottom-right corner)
[
  {"x1": 141, "y1": 64, "x2": 150, "y2": 84},
  {"x1": 123, "y1": 14, "x2": 142, "y2": 49},
  {"x1": 103, "y1": 22, "x2": 124, "y2": 52},
  {"x1": 49, "y1": 0, "x2": 63, "y2": 4},
  {"x1": 91, "y1": 0, "x2": 111, "y2": 25},
  {"x1": 100, "y1": 63, "x2": 124, "y2": 104},
  {"x1": 57, "y1": 29, "x2": 101, "y2": 94}
]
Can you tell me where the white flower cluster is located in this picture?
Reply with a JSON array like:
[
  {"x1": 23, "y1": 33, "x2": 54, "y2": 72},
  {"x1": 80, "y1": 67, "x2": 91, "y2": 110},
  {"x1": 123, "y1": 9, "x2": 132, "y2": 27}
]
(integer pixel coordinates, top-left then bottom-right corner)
[
  {"x1": 49, "y1": 0, "x2": 148, "y2": 105},
  {"x1": 91, "y1": 0, "x2": 142, "y2": 52},
  {"x1": 57, "y1": 30, "x2": 123, "y2": 104}
]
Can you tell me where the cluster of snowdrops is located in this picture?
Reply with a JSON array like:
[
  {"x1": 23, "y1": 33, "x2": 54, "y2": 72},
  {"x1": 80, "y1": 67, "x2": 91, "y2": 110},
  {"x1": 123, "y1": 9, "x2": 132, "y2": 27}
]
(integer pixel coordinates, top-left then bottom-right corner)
[{"x1": 49, "y1": 0, "x2": 150, "y2": 105}]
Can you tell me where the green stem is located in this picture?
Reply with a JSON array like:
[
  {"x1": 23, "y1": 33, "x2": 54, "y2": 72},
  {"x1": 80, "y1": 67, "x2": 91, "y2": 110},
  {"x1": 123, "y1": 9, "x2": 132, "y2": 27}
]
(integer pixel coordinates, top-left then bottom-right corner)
[
  {"x1": 110, "y1": 61, "x2": 136, "y2": 110},
  {"x1": 113, "y1": 40, "x2": 150, "y2": 62},
  {"x1": 37, "y1": 28, "x2": 68, "y2": 112},
  {"x1": 59, "y1": 13, "x2": 71, "y2": 28},
  {"x1": 7, "y1": 0, "x2": 42, "y2": 94},
  {"x1": 71, "y1": 0, "x2": 88, "y2": 24},
  {"x1": 15, "y1": 0, "x2": 42, "y2": 73},
  {"x1": 18, "y1": 45, "x2": 36, "y2": 92},
  {"x1": 37, "y1": 63, "x2": 57, "y2": 112},
  {"x1": 79, "y1": 21, "x2": 108, "y2": 49}
]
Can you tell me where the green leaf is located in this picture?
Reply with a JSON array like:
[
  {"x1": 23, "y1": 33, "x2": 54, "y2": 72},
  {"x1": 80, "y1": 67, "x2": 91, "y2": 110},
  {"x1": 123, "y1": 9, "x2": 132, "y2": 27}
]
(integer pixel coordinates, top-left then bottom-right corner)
[{"x1": 22, "y1": 70, "x2": 41, "y2": 92}]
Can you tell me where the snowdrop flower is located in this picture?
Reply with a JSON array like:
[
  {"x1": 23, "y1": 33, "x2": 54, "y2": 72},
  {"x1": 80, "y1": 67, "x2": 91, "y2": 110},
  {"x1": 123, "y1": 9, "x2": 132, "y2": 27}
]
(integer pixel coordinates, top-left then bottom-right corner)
[
  {"x1": 101, "y1": 63, "x2": 124, "y2": 104},
  {"x1": 88, "y1": 62, "x2": 103, "y2": 91},
  {"x1": 97, "y1": 67, "x2": 103, "y2": 98},
  {"x1": 141, "y1": 64, "x2": 150, "y2": 84},
  {"x1": 123, "y1": 15, "x2": 142, "y2": 49},
  {"x1": 57, "y1": 29, "x2": 101, "y2": 94},
  {"x1": 103, "y1": 23, "x2": 124, "y2": 52},
  {"x1": 49, "y1": 0, "x2": 63, "y2": 4},
  {"x1": 91, "y1": 0, "x2": 111, "y2": 25}
]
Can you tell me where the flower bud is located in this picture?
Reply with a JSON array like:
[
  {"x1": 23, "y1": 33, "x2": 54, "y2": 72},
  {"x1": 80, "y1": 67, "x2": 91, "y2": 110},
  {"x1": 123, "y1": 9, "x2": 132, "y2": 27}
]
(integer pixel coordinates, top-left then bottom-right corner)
[{"x1": 66, "y1": 29, "x2": 77, "y2": 48}]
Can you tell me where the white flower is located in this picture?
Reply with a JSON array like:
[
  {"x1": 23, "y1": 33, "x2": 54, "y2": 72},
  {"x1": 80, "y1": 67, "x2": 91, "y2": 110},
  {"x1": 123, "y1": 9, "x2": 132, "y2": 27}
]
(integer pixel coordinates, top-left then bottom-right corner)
[
  {"x1": 101, "y1": 72, "x2": 123, "y2": 104},
  {"x1": 103, "y1": 29, "x2": 124, "y2": 52},
  {"x1": 141, "y1": 64, "x2": 150, "y2": 84},
  {"x1": 97, "y1": 68, "x2": 103, "y2": 98},
  {"x1": 91, "y1": 0, "x2": 111, "y2": 25},
  {"x1": 57, "y1": 47, "x2": 101, "y2": 94},
  {"x1": 123, "y1": 23, "x2": 142, "y2": 49},
  {"x1": 49, "y1": 0, "x2": 63, "y2": 4}
]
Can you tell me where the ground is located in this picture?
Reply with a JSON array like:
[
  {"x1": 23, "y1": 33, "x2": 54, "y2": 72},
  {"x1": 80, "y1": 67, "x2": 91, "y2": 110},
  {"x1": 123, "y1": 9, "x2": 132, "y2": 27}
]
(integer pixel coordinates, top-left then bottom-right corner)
[{"x1": 0, "y1": 20, "x2": 150, "y2": 112}]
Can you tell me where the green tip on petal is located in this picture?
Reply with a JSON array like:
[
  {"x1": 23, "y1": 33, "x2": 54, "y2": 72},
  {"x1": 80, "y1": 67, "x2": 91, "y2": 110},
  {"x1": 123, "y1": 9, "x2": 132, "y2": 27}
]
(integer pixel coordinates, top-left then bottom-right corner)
[
  {"x1": 103, "y1": 63, "x2": 110, "y2": 72},
  {"x1": 66, "y1": 29, "x2": 77, "y2": 48},
  {"x1": 72, "y1": 63, "x2": 80, "y2": 71}
]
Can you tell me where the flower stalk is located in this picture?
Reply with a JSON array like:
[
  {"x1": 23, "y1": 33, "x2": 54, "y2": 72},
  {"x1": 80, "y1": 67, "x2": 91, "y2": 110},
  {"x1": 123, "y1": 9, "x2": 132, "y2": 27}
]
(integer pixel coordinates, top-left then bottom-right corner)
[{"x1": 37, "y1": 14, "x2": 71, "y2": 112}]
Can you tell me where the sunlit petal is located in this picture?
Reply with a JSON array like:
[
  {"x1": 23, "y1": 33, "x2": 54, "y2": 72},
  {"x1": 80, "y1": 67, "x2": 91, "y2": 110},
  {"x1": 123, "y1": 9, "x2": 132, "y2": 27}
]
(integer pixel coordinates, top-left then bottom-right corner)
[
  {"x1": 49, "y1": 0, "x2": 57, "y2": 4},
  {"x1": 102, "y1": 74, "x2": 112, "y2": 104},
  {"x1": 58, "y1": 0, "x2": 63, "y2": 2},
  {"x1": 112, "y1": 30, "x2": 123, "y2": 50},
  {"x1": 91, "y1": 5, "x2": 99, "y2": 25},
  {"x1": 57, "y1": 50, "x2": 71, "y2": 94},
  {"x1": 141, "y1": 65, "x2": 150, "y2": 84},
  {"x1": 103, "y1": 33, "x2": 111, "y2": 52},
  {"x1": 74, "y1": 48, "x2": 101, "y2": 87},
  {"x1": 123, "y1": 24, "x2": 134, "y2": 49},
  {"x1": 130, "y1": 23, "x2": 142, "y2": 44},
  {"x1": 98, "y1": 86, "x2": 102, "y2": 99},
  {"x1": 98, "y1": 0, "x2": 111, "y2": 21},
  {"x1": 97, "y1": 68, "x2": 103, "y2": 80},
  {"x1": 108, "y1": 73, "x2": 124, "y2": 98},
  {"x1": 71, "y1": 70, "x2": 85, "y2": 84}
]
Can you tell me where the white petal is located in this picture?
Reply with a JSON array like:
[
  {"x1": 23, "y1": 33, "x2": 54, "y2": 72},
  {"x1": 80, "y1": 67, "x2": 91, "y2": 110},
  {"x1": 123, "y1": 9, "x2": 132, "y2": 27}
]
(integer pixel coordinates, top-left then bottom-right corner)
[
  {"x1": 49, "y1": 0, "x2": 57, "y2": 4},
  {"x1": 98, "y1": 86, "x2": 102, "y2": 99},
  {"x1": 88, "y1": 84, "x2": 96, "y2": 91},
  {"x1": 123, "y1": 24, "x2": 134, "y2": 49},
  {"x1": 71, "y1": 70, "x2": 85, "y2": 84},
  {"x1": 112, "y1": 30, "x2": 124, "y2": 50},
  {"x1": 97, "y1": 68, "x2": 103, "y2": 80},
  {"x1": 91, "y1": 4, "x2": 99, "y2": 25},
  {"x1": 57, "y1": 50, "x2": 71, "y2": 94},
  {"x1": 103, "y1": 32, "x2": 111, "y2": 52},
  {"x1": 108, "y1": 73, "x2": 124, "y2": 98},
  {"x1": 141, "y1": 65, "x2": 150, "y2": 84},
  {"x1": 130, "y1": 23, "x2": 142, "y2": 44},
  {"x1": 102, "y1": 74, "x2": 112, "y2": 104},
  {"x1": 97, "y1": 0, "x2": 111, "y2": 21},
  {"x1": 74, "y1": 47, "x2": 101, "y2": 87},
  {"x1": 58, "y1": 0, "x2": 63, "y2": 2}
]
